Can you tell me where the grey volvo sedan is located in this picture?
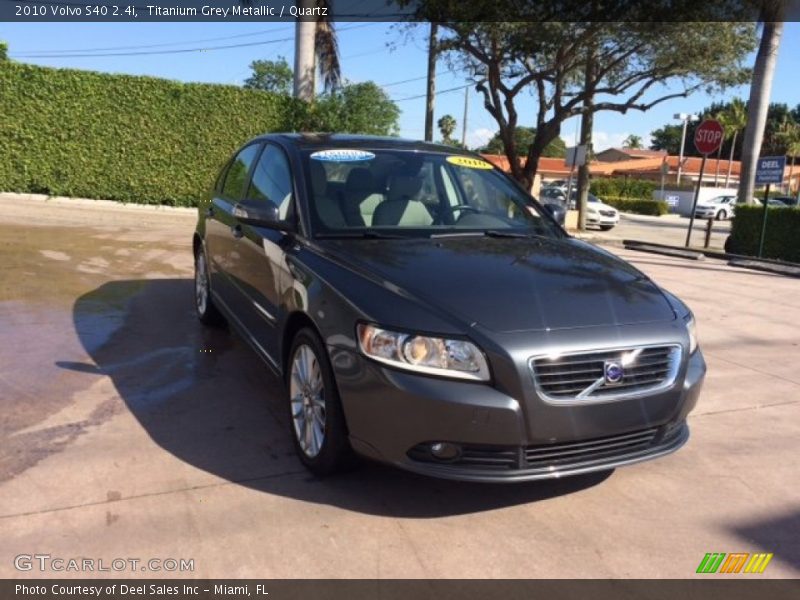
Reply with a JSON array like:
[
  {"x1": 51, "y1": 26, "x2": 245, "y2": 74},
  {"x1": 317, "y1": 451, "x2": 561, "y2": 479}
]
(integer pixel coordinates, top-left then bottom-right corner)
[{"x1": 193, "y1": 134, "x2": 705, "y2": 482}]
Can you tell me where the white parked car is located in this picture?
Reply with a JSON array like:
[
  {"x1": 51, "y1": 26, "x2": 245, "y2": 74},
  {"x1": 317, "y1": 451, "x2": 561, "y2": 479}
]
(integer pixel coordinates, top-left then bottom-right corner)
[
  {"x1": 585, "y1": 194, "x2": 620, "y2": 231},
  {"x1": 693, "y1": 195, "x2": 737, "y2": 220}
]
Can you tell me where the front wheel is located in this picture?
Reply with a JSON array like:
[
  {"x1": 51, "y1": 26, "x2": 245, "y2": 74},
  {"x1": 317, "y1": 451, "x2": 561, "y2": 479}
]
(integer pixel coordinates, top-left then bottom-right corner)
[
  {"x1": 287, "y1": 328, "x2": 354, "y2": 475},
  {"x1": 716, "y1": 209, "x2": 728, "y2": 221}
]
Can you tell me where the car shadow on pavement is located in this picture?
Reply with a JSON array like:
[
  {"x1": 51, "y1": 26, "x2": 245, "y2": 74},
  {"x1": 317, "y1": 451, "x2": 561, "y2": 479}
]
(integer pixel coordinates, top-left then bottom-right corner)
[
  {"x1": 59, "y1": 279, "x2": 611, "y2": 518},
  {"x1": 730, "y1": 509, "x2": 800, "y2": 574}
]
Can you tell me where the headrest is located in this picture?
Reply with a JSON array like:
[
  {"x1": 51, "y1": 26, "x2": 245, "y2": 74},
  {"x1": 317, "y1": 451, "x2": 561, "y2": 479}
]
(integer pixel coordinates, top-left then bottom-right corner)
[
  {"x1": 388, "y1": 175, "x2": 423, "y2": 203},
  {"x1": 345, "y1": 168, "x2": 374, "y2": 193},
  {"x1": 309, "y1": 160, "x2": 327, "y2": 196}
]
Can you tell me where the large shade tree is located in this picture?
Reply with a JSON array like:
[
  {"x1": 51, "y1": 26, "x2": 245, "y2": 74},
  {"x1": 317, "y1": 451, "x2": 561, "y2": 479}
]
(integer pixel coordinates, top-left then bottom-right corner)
[
  {"x1": 482, "y1": 127, "x2": 566, "y2": 157},
  {"x1": 244, "y1": 57, "x2": 293, "y2": 94},
  {"x1": 398, "y1": 2, "x2": 755, "y2": 189}
]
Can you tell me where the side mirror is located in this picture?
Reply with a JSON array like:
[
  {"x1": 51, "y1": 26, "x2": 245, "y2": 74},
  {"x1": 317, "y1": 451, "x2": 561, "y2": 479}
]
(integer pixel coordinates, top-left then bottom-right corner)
[{"x1": 233, "y1": 199, "x2": 292, "y2": 231}]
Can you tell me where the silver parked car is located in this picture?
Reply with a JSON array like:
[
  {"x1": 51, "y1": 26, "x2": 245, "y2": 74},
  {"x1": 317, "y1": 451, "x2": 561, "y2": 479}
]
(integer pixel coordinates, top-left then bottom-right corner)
[{"x1": 693, "y1": 195, "x2": 737, "y2": 220}]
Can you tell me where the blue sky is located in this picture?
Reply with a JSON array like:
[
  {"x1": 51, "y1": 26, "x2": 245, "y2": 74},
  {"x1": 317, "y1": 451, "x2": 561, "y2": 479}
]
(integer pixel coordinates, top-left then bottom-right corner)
[{"x1": 3, "y1": 22, "x2": 799, "y2": 151}]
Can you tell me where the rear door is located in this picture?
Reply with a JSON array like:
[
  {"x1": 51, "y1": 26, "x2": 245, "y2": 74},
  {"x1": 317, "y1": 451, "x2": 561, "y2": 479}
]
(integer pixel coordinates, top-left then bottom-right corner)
[
  {"x1": 226, "y1": 143, "x2": 297, "y2": 363},
  {"x1": 205, "y1": 143, "x2": 261, "y2": 309}
]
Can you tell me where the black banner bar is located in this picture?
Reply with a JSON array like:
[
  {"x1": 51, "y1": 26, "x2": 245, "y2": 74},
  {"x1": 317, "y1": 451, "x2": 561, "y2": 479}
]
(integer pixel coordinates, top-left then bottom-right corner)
[
  {"x1": 4, "y1": 580, "x2": 800, "y2": 600},
  {"x1": 4, "y1": 0, "x2": 800, "y2": 23}
]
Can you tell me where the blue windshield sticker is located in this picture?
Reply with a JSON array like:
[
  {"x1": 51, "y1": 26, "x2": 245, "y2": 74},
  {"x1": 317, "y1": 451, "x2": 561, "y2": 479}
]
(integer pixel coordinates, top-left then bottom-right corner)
[{"x1": 310, "y1": 149, "x2": 375, "y2": 162}]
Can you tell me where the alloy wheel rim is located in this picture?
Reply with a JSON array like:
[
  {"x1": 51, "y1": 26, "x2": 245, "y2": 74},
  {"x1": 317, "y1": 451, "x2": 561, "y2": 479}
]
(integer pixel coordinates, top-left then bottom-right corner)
[
  {"x1": 289, "y1": 344, "x2": 326, "y2": 458},
  {"x1": 195, "y1": 252, "x2": 208, "y2": 315}
]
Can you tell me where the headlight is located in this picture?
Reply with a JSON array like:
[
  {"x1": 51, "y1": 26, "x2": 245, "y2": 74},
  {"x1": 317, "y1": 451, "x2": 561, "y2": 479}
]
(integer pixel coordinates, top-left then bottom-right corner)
[
  {"x1": 685, "y1": 314, "x2": 698, "y2": 354},
  {"x1": 357, "y1": 324, "x2": 490, "y2": 382}
]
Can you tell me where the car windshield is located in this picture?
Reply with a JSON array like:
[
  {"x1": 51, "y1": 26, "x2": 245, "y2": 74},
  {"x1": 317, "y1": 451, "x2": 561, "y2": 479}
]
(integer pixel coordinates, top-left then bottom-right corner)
[{"x1": 302, "y1": 149, "x2": 564, "y2": 239}]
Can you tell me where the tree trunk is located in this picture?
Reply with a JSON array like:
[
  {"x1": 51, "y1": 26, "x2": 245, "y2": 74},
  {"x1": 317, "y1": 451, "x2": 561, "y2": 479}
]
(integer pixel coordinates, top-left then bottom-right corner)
[
  {"x1": 577, "y1": 42, "x2": 597, "y2": 231},
  {"x1": 293, "y1": 6, "x2": 316, "y2": 101},
  {"x1": 738, "y1": 19, "x2": 784, "y2": 205},
  {"x1": 714, "y1": 144, "x2": 722, "y2": 186},
  {"x1": 424, "y1": 23, "x2": 438, "y2": 142},
  {"x1": 725, "y1": 130, "x2": 738, "y2": 188}
]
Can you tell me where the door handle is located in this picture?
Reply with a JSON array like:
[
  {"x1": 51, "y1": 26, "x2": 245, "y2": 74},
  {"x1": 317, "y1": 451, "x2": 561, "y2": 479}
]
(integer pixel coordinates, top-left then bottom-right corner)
[
  {"x1": 205, "y1": 206, "x2": 214, "y2": 218},
  {"x1": 231, "y1": 224, "x2": 243, "y2": 239}
]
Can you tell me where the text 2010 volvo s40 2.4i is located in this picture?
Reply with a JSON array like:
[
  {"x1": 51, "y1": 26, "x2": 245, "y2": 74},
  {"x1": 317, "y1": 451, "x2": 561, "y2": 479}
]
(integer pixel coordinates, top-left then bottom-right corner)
[{"x1": 193, "y1": 134, "x2": 705, "y2": 482}]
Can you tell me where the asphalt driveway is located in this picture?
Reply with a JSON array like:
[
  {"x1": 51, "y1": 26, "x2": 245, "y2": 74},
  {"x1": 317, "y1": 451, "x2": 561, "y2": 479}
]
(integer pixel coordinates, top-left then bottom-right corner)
[{"x1": 0, "y1": 194, "x2": 797, "y2": 578}]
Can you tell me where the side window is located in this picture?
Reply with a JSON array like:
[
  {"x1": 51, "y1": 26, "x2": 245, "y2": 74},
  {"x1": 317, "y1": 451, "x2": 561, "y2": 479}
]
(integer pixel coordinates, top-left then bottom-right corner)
[
  {"x1": 248, "y1": 144, "x2": 294, "y2": 219},
  {"x1": 221, "y1": 144, "x2": 260, "y2": 201}
]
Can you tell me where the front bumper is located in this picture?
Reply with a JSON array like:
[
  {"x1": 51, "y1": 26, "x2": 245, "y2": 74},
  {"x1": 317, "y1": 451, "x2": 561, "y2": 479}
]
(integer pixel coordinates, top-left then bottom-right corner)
[
  {"x1": 586, "y1": 214, "x2": 619, "y2": 226},
  {"x1": 329, "y1": 344, "x2": 705, "y2": 483}
]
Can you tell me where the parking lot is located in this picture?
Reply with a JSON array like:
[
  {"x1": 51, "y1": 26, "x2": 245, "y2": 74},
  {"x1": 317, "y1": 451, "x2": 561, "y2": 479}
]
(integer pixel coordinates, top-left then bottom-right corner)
[
  {"x1": 0, "y1": 193, "x2": 798, "y2": 579},
  {"x1": 605, "y1": 212, "x2": 732, "y2": 250}
]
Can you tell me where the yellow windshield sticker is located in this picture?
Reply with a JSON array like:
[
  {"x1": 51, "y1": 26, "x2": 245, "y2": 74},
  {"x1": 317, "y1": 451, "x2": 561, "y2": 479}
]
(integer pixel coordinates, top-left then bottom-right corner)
[{"x1": 446, "y1": 156, "x2": 493, "y2": 170}]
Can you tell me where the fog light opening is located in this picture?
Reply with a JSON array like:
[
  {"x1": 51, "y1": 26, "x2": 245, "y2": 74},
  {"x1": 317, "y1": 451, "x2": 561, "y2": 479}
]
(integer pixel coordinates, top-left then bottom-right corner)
[{"x1": 429, "y1": 442, "x2": 461, "y2": 461}]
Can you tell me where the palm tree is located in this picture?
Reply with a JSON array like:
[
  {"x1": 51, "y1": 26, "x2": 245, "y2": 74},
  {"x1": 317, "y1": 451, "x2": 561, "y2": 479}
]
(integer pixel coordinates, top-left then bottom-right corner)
[
  {"x1": 718, "y1": 98, "x2": 748, "y2": 189},
  {"x1": 738, "y1": 4, "x2": 785, "y2": 205},
  {"x1": 777, "y1": 119, "x2": 800, "y2": 196},
  {"x1": 623, "y1": 134, "x2": 642, "y2": 149},
  {"x1": 294, "y1": 0, "x2": 340, "y2": 101},
  {"x1": 438, "y1": 115, "x2": 457, "y2": 145}
]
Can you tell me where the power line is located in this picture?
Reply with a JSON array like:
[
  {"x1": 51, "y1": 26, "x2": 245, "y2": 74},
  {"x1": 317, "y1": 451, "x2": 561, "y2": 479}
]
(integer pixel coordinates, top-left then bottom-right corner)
[
  {"x1": 10, "y1": 22, "x2": 376, "y2": 59},
  {"x1": 380, "y1": 75, "x2": 428, "y2": 88},
  {"x1": 14, "y1": 26, "x2": 296, "y2": 56},
  {"x1": 392, "y1": 83, "x2": 471, "y2": 103}
]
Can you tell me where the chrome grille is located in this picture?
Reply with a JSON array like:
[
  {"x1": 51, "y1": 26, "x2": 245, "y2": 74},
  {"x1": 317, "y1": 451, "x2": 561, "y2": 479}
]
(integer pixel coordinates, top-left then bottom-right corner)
[
  {"x1": 530, "y1": 345, "x2": 681, "y2": 402},
  {"x1": 599, "y1": 209, "x2": 616, "y2": 217}
]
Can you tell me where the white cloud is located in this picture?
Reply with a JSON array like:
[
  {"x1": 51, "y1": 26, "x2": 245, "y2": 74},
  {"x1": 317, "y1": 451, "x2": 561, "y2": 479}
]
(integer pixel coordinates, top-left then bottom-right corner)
[
  {"x1": 466, "y1": 127, "x2": 495, "y2": 150},
  {"x1": 591, "y1": 131, "x2": 629, "y2": 151},
  {"x1": 559, "y1": 131, "x2": 629, "y2": 151}
]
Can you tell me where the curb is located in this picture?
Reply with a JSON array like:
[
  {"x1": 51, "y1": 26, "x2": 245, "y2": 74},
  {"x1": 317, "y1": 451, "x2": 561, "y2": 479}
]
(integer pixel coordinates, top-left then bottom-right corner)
[{"x1": 0, "y1": 192, "x2": 197, "y2": 215}]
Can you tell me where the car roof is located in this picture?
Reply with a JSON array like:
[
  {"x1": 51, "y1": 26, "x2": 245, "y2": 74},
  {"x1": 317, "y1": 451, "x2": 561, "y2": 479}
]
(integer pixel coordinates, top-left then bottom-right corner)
[{"x1": 256, "y1": 133, "x2": 473, "y2": 155}]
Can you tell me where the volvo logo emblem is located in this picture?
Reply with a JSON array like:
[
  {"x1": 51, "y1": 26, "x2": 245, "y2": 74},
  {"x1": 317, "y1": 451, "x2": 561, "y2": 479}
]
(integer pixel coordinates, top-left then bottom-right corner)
[{"x1": 604, "y1": 361, "x2": 624, "y2": 384}]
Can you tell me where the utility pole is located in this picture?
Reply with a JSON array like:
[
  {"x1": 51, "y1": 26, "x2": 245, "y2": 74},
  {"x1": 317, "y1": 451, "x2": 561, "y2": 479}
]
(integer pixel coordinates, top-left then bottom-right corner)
[
  {"x1": 424, "y1": 23, "x2": 438, "y2": 142},
  {"x1": 293, "y1": 2, "x2": 316, "y2": 101},
  {"x1": 675, "y1": 113, "x2": 699, "y2": 185},
  {"x1": 461, "y1": 86, "x2": 469, "y2": 147}
]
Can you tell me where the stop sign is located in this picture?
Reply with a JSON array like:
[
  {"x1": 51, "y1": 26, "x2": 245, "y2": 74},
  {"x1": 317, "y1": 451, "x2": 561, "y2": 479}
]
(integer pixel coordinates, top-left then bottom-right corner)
[{"x1": 694, "y1": 119, "x2": 725, "y2": 155}]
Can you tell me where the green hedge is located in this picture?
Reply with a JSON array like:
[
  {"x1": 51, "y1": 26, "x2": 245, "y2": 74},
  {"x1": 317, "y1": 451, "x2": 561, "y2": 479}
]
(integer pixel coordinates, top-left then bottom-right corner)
[
  {"x1": 0, "y1": 62, "x2": 304, "y2": 206},
  {"x1": 601, "y1": 196, "x2": 669, "y2": 216},
  {"x1": 727, "y1": 205, "x2": 800, "y2": 263},
  {"x1": 590, "y1": 177, "x2": 657, "y2": 199}
]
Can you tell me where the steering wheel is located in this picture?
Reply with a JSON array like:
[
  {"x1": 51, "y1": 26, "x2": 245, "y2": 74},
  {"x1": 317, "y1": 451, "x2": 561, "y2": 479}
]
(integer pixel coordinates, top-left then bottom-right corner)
[{"x1": 434, "y1": 204, "x2": 481, "y2": 225}]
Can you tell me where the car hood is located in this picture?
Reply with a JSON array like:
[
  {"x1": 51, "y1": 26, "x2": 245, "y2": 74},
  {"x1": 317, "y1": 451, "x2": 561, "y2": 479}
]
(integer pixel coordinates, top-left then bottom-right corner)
[
  {"x1": 590, "y1": 202, "x2": 617, "y2": 212},
  {"x1": 317, "y1": 236, "x2": 675, "y2": 333}
]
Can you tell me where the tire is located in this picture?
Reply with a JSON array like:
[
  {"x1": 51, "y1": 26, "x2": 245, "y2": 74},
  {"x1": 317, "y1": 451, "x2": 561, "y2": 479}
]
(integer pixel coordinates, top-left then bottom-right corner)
[
  {"x1": 716, "y1": 209, "x2": 728, "y2": 221},
  {"x1": 286, "y1": 328, "x2": 354, "y2": 476},
  {"x1": 194, "y1": 244, "x2": 225, "y2": 326},
  {"x1": 600, "y1": 225, "x2": 615, "y2": 231}
]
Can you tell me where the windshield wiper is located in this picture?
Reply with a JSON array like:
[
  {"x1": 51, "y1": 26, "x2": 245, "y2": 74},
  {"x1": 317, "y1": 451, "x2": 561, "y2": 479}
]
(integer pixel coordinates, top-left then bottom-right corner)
[
  {"x1": 314, "y1": 231, "x2": 406, "y2": 240},
  {"x1": 429, "y1": 231, "x2": 485, "y2": 239},
  {"x1": 483, "y1": 230, "x2": 539, "y2": 239}
]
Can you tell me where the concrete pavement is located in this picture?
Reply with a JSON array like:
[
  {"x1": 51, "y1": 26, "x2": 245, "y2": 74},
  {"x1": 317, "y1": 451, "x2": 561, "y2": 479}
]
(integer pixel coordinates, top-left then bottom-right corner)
[
  {"x1": 584, "y1": 212, "x2": 732, "y2": 250},
  {"x1": 0, "y1": 194, "x2": 797, "y2": 579}
]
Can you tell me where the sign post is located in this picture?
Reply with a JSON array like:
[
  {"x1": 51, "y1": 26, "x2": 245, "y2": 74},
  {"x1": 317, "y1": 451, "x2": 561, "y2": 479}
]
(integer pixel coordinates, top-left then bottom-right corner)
[
  {"x1": 755, "y1": 156, "x2": 787, "y2": 258},
  {"x1": 685, "y1": 119, "x2": 724, "y2": 247},
  {"x1": 564, "y1": 145, "x2": 586, "y2": 203}
]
